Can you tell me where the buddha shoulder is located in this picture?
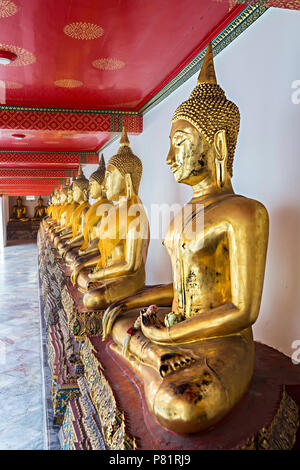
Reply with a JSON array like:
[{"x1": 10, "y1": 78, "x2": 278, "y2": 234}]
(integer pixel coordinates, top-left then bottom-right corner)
[{"x1": 211, "y1": 194, "x2": 269, "y2": 231}]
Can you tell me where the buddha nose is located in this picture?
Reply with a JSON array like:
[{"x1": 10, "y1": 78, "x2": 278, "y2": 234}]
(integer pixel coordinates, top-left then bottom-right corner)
[{"x1": 166, "y1": 146, "x2": 175, "y2": 165}]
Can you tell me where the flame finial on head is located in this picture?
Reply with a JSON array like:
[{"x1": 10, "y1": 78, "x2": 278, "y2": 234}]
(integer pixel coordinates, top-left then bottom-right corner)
[
  {"x1": 120, "y1": 126, "x2": 130, "y2": 147},
  {"x1": 90, "y1": 154, "x2": 106, "y2": 185},
  {"x1": 197, "y1": 42, "x2": 217, "y2": 85}
]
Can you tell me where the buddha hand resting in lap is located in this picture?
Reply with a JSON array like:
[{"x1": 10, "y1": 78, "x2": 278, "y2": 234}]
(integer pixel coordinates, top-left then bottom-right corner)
[
  {"x1": 71, "y1": 127, "x2": 150, "y2": 308},
  {"x1": 64, "y1": 155, "x2": 112, "y2": 266},
  {"x1": 101, "y1": 44, "x2": 269, "y2": 434}
]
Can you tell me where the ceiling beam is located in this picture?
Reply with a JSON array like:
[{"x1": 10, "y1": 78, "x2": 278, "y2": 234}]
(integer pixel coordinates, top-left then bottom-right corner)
[
  {"x1": 0, "y1": 151, "x2": 99, "y2": 168},
  {"x1": 0, "y1": 106, "x2": 143, "y2": 134},
  {"x1": 0, "y1": 169, "x2": 76, "y2": 179},
  {"x1": 0, "y1": 178, "x2": 66, "y2": 187}
]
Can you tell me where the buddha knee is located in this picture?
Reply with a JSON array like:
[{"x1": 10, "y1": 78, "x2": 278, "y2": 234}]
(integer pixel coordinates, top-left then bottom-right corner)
[
  {"x1": 83, "y1": 289, "x2": 107, "y2": 310},
  {"x1": 65, "y1": 251, "x2": 75, "y2": 264},
  {"x1": 152, "y1": 369, "x2": 228, "y2": 434}
]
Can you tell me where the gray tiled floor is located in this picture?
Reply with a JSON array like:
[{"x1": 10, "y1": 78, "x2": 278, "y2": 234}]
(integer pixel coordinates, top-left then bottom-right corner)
[{"x1": 0, "y1": 243, "x2": 46, "y2": 450}]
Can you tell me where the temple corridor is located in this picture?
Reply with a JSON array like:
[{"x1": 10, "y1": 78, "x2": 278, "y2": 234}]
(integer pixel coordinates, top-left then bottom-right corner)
[{"x1": 0, "y1": 243, "x2": 45, "y2": 450}]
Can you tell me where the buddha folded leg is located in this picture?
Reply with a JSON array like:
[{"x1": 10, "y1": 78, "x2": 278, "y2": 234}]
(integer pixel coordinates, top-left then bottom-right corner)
[
  {"x1": 56, "y1": 234, "x2": 72, "y2": 252},
  {"x1": 83, "y1": 267, "x2": 146, "y2": 309},
  {"x1": 65, "y1": 247, "x2": 80, "y2": 264},
  {"x1": 110, "y1": 308, "x2": 254, "y2": 434}
]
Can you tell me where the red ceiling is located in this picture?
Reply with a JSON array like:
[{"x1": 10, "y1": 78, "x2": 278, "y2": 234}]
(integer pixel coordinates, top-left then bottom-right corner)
[
  {"x1": 0, "y1": 0, "x2": 243, "y2": 111},
  {"x1": 0, "y1": 0, "x2": 247, "y2": 194},
  {"x1": 0, "y1": 129, "x2": 112, "y2": 152}
]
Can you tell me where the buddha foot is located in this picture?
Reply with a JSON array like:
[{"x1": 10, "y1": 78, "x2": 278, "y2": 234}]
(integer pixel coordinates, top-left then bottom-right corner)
[{"x1": 159, "y1": 351, "x2": 196, "y2": 377}]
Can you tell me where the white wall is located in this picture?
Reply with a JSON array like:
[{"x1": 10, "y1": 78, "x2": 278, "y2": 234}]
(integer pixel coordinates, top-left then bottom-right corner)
[{"x1": 85, "y1": 8, "x2": 300, "y2": 357}]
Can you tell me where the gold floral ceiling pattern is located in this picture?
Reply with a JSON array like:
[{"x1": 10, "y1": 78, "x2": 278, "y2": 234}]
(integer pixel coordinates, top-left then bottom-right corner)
[
  {"x1": 0, "y1": 43, "x2": 35, "y2": 66},
  {"x1": 92, "y1": 58, "x2": 125, "y2": 70},
  {"x1": 0, "y1": 80, "x2": 23, "y2": 89},
  {"x1": 54, "y1": 79, "x2": 83, "y2": 88},
  {"x1": 0, "y1": 0, "x2": 17, "y2": 18},
  {"x1": 63, "y1": 22, "x2": 104, "y2": 40}
]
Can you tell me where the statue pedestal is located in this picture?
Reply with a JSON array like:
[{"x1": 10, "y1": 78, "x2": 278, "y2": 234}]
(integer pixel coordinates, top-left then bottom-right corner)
[
  {"x1": 37, "y1": 224, "x2": 300, "y2": 450},
  {"x1": 62, "y1": 338, "x2": 300, "y2": 450},
  {"x1": 7, "y1": 219, "x2": 41, "y2": 242}
]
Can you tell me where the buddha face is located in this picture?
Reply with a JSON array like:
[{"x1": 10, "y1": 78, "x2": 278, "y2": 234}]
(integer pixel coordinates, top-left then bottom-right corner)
[
  {"x1": 89, "y1": 178, "x2": 104, "y2": 199},
  {"x1": 38, "y1": 198, "x2": 43, "y2": 207},
  {"x1": 16, "y1": 197, "x2": 22, "y2": 207},
  {"x1": 104, "y1": 164, "x2": 125, "y2": 201},
  {"x1": 167, "y1": 119, "x2": 212, "y2": 186},
  {"x1": 60, "y1": 192, "x2": 67, "y2": 204}
]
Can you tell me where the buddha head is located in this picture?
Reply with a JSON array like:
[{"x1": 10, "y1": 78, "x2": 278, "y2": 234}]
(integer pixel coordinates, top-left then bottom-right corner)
[
  {"x1": 168, "y1": 43, "x2": 240, "y2": 189},
  {"x1": 104, "y1": 127, "x2": 142, "y2": 202},
  {"x1": 89, "y1": 154, "x2": 106, "y2": 199},
  {"x1": 37, "y1": 196, "x2": 44, "y2": 207},
  {"x1": 72, "y1": 166, "x2": 89, "y2": 203},
  {"x1": 16, "y1": 196, "x2": 23, "y2": 207}
]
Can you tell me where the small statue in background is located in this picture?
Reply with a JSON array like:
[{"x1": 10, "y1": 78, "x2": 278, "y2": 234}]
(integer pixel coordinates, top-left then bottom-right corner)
[
  {"x1": 32, "y1": 196, "x2": 47, "y2": 220},
  {"x1": 12, "y1": 196, "x2": 28, "y2": 221}
]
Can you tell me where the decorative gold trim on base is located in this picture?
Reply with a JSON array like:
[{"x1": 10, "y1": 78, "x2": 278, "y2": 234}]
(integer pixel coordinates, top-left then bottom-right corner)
[{"x1": 241, "y1": 388, "x2": 299, "y2": 450}]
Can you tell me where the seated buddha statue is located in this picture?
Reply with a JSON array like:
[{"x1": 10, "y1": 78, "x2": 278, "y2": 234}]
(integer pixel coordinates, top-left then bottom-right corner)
[
  {"x1": 57, "y1": 167, "x2": 90, "y2": 256},
  {"x1": 42, "y1": 190, "x2": 56, "y2": 230},
  {"x1": 32, "y1": 196, "x2": 48, "y2": 221},
  {"x1": 12, "y1": 196, "x2": 28, "y2": 221},
  {"x1": 44, "y1": 189, "x2": 62, "y2": 229},
  {"x1": 101, "y1": 44, "x2": 269, "y2": 434},
  {"x1": 71, "y1": 127, "x2": 150, "y2": 309},
  {"x1": 49, "y1": 181, "x2": 72, "y2": 241},
  {"x1": 52, "y1": 182, "x2": 78, "y2": 247},
  {"x1": 64, "y1": 154, "x2": 113, "y2": 266},
  {"x1": 44, "y1": 192, "x2": 53, "y2": 218}
]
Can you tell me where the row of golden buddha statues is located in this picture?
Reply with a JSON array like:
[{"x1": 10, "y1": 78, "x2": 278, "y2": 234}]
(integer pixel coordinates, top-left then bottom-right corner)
[
  {"x1": 41, "y1": 44, "x2": 269, "y2": 435},
  {"x1": 10, "y1": 195, "x2": 48, "y2": 221}
]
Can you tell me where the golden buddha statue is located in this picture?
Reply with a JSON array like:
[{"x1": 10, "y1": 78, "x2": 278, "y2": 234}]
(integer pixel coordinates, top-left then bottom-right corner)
[
  {"x1": 49, "y1": 181, "x2": 72, "y2": 241},
  {"x1": 57, "y1": 167, "x2": 90, "y2": 256},
  {"x1": 42, "y1": 190, "x2": 57, "y2": 231},
  {"x1": 52, "y1": 183, "x2": 78, "y2": 247},
  {"x1": 45, "y1": 192, "x2": 53, "y2": 218},
  {"x1": 101, "y1": 44, "x2": 269, "y2": 434},
  {"x1": 71, "y1": 127, "x2": 150, "y2": 310},
  {"x1": 12, "y1": 196, "x2": 28, "y2": 221},
  {"x1": 64, "y1": 155, "x2": 112, "y2": 266},
  {"x1": 32, "y1": 196, "x2": 47, "y2": 220}
]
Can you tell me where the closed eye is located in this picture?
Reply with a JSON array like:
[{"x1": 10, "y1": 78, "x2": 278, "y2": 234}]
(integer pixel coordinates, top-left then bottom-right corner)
[{"x1": 176, "y1": 139, "x2": 186, "y2": 146}]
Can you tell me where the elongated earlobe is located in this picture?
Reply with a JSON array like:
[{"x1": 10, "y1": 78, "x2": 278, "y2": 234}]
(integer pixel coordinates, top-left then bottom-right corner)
[
  {"x1": 214, "y1": 130, "x2": 228, "y2": 188},
  {"x1": 125, "y1": 173, "x2": 134, "y2": 200}
]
